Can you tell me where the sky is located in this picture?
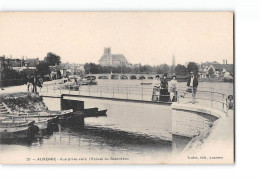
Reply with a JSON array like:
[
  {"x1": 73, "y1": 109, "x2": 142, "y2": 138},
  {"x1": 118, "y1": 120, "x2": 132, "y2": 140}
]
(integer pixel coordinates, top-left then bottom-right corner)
[{"x1": 0, "y1": 12, "x2": 233, "y2": 66}]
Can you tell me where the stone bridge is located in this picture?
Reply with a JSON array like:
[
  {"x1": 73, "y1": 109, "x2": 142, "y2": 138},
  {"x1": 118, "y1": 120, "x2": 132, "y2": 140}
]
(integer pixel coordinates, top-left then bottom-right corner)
[{"x1": 84, "y1": 73, "x2": 159, "y2": 80}]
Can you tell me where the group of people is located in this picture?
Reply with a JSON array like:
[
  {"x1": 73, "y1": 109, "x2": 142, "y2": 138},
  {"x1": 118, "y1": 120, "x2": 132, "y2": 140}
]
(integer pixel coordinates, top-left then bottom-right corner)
[
  {"x1": 152, "y1": 71, "x2": 198, "y2": 104},
  {"x1": 27, "y1": 75, "x2": 43, "y2": 93}
]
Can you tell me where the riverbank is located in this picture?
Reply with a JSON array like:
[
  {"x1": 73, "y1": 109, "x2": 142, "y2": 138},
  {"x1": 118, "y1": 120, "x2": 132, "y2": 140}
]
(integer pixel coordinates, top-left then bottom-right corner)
[{"x1": 0, "y1": 92, "x2": 48, "y2": 113}]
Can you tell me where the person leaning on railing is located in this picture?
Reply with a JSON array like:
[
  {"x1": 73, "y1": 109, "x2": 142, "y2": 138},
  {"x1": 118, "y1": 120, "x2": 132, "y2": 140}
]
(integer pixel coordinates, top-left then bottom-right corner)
[
  {"x1": 181, "y1": 71, "x2": 199, "y2": 104},
  {"x1": 152, "y1": 75, "x2": 160, "y2": 102}
]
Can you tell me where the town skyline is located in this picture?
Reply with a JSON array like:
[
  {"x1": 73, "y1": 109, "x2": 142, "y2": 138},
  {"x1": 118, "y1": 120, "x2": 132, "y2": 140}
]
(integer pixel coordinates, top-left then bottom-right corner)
[{"x1": 0, "y1": 12, "x2": 233, "y2": 66}]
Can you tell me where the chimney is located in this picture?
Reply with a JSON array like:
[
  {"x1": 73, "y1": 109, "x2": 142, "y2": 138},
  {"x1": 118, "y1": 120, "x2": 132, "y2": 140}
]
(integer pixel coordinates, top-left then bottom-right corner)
[
  {"x1": 223, "y1": 59, "x2": 225, "y2": 64},
  {"x1": 226, "y1": 60, "x2": 228, "y2": 64}
]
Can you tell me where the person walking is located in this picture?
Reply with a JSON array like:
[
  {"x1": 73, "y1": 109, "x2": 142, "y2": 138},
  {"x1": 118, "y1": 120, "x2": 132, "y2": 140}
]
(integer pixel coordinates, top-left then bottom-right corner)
[
  {"x1": 152, "y1": 75, "x2": 161, "y2": 102},
  {"x1": 169, "y1": 75, "x2": 178, "y2": 102},
  {"x1": 27, "y1": 75, "x2": 32, "y2": 92},
  {"x1": 181, "y1": 71, "x2": 198, "y2": 104},
  {"x1": 32, "y1": 76, "x2": 38, "y2": 93}
]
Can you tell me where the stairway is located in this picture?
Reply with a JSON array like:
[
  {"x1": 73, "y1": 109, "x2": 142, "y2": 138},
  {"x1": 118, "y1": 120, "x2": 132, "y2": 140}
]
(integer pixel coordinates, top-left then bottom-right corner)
[{"x1": 0, "y1": 103, "x2": 12, "y2": 115}]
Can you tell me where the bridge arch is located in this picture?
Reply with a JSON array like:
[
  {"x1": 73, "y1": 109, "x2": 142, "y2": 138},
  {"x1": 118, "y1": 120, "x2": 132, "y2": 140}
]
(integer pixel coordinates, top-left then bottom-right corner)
[{"x1": 130, "y1": 75, "x2": 137, "y2": 80}]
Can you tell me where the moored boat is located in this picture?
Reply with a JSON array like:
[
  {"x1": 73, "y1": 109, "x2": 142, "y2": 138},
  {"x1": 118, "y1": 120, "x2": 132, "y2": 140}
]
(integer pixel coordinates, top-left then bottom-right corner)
[
  {"x1": 96, "y1": 109, "x2": 107, "y2": 116},
  {"x1": 4, "y1": 109, "x2": 73, "y2": 118},
  {"x1": 72, "y1": 107, "x2": 99, "y2": 117},
  {"x1": 0, "y1": 120, "x2": 40, "y2": 139}
]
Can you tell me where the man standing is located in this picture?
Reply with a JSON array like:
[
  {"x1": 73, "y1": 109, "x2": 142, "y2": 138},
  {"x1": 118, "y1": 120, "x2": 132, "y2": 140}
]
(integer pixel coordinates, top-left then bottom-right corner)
[
  {"x1": 32, "y1": 76, "x2": 38, "y2": 93},
  {"x1": 181, "y1": 71, "x2": 198, "y2": 104}
]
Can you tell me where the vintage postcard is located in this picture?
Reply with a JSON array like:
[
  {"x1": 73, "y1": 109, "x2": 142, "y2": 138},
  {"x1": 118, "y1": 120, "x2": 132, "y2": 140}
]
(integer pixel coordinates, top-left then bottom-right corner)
[{"x1": 0, "y1": 12, "x2": 234, "y2": 164}]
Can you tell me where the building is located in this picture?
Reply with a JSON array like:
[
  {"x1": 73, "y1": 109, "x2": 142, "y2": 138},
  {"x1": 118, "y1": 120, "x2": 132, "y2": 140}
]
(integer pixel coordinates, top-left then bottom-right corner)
[
  {"x1": 99, "y1": 48, "x2": 128, "y2": 67},
  {"x1": 25, "y1": 58, "x2": 39, "y2": 67},
  {"x1": 172, "y1": 54, "x2": 175, "y2": 67},
  {"x1": 206, "y1": 63, "x2": 233, "y2": 78}
]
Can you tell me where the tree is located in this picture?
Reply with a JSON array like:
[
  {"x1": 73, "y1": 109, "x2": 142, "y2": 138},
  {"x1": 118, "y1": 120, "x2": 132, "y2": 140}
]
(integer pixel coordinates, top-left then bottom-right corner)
[
  {"x1": 208, "y1": 67, "x2": 215, "y2": 78},
  {"x1": 187, "y1": 62, "x2": 199, "y2": 75},
  {"x1": 44, "y1": 52, "x2": 61, "y2": 66},
  {"x1": 156, "y1": 64, "x2": 170, "y2": 74},
  {"x1": 84, "y1": 63, "x2": 102, "y2": 74},
  {"x1": 175, "y1": 64, "x2": 188, "y2": 75},
  {"x1": 140, "y1": 65, "x2": 153, "y2": 74},
  {"x1": 36, "y1": 61, "x2": 50, "y2": 77}
]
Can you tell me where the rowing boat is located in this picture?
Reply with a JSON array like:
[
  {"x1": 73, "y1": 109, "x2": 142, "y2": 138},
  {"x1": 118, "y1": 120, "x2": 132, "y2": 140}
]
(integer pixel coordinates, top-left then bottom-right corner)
[{"x1": 4, "y1": 109, "x2": 73, "y2": 118}]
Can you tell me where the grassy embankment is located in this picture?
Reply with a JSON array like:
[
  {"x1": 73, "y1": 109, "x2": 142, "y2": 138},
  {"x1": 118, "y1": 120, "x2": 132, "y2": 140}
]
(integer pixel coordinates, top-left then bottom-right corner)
[{"x1": 0, "y1": 92, "x2": 48, "y2": 113}]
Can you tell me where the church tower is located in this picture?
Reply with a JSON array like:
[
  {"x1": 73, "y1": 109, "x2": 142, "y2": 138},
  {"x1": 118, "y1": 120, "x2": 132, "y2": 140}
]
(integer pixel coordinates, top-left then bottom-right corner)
[{"x1": 172, "y1": 54, "x2": 175, "y2": 67}]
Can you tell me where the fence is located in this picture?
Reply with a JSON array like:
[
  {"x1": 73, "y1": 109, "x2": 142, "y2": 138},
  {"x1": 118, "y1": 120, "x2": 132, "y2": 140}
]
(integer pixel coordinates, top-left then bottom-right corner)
[{"x1": 40, "y1": 83, "x2": 230, "y2": 114}]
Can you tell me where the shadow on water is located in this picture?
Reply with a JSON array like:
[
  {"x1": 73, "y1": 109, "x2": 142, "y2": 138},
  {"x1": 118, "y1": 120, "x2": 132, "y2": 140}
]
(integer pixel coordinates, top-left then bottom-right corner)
[
  {"x1": 59, "y1": 116, "x2": 172, "y2": 153},
  {"x1": 0, "y1": 115, "x2": 172, "y2": 154}
]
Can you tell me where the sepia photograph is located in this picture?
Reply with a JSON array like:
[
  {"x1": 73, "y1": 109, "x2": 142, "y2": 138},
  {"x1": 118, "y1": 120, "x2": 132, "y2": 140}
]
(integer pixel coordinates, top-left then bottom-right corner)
[{"x1": 0, "y1": 12, "x2": 234, "y2": 164}]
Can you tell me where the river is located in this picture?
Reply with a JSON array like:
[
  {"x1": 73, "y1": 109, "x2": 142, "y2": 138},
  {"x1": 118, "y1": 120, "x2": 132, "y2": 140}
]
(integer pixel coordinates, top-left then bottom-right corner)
[{"x1": 0, "y1": 80, "x2": 233, "y2": 163}]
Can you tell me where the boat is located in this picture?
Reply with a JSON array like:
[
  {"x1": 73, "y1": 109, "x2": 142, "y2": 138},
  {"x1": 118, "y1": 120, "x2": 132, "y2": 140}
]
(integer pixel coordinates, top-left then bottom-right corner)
[
  {"x1": 141, "y1": 82, "x2": 152, "y2": 85},
  {"x1": 96, "y1": 109, "x2": 107, "y2": 116},
  {"x1": 72, "y1": 107, "x2": 99, "y2": 117},
  {"x1": 0, "y1": 116, "x2": 57, "y2": 130},
  {"x1": 81, "y1": 76, "x2": 97, "y2": 85},
  {"x1": 5, "y1": 109, "x2": 73, "y2": 118},
  {"x1": 0, "y1": 120, "x2": 36, "y2": 139},
  {"x1": 0, "y1": 116, "x2": 56, "y2": 139}
]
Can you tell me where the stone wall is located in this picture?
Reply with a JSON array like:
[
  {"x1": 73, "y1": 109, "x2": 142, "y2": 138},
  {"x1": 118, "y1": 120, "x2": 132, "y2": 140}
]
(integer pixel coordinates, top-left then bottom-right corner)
[{"x1": 172, "y1": 103, "x2": 219, "y2": 138}]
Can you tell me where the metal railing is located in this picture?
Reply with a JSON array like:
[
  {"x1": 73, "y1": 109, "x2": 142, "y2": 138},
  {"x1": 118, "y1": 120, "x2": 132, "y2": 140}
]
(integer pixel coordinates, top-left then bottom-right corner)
[{"x1": 40, "y1": 83, "x2": 230, "y2": 114}]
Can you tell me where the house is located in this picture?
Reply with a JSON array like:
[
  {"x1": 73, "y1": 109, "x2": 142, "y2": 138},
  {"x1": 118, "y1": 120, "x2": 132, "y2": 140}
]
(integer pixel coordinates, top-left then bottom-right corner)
[
  {"x1": 25, "y1": 58, "x2": 39, "y2": 67},
  {"x1": 207, "y1": 64, "x2": 233, "y2": 78},
  {"x1": 99, "y1": 48, "x2": 128, "y2": 67},
  {"x1": 198, "y1": 68, "x2": 207, "y2": 78}
]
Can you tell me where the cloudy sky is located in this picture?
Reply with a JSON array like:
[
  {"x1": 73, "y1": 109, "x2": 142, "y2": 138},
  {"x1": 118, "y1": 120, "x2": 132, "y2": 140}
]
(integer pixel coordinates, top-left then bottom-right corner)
[{"x1": 0, "y1": 12, "x2": 233, "y2": 65}]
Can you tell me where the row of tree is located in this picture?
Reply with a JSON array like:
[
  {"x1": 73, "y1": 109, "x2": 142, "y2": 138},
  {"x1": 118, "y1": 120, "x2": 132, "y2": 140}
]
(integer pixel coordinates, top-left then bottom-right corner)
[
  {"x1": 83, "y1": 62, "x2": 199, "y2": 76},
  {"x1": 17, "y1": 51, "x2": 200, "y2": 78}
]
